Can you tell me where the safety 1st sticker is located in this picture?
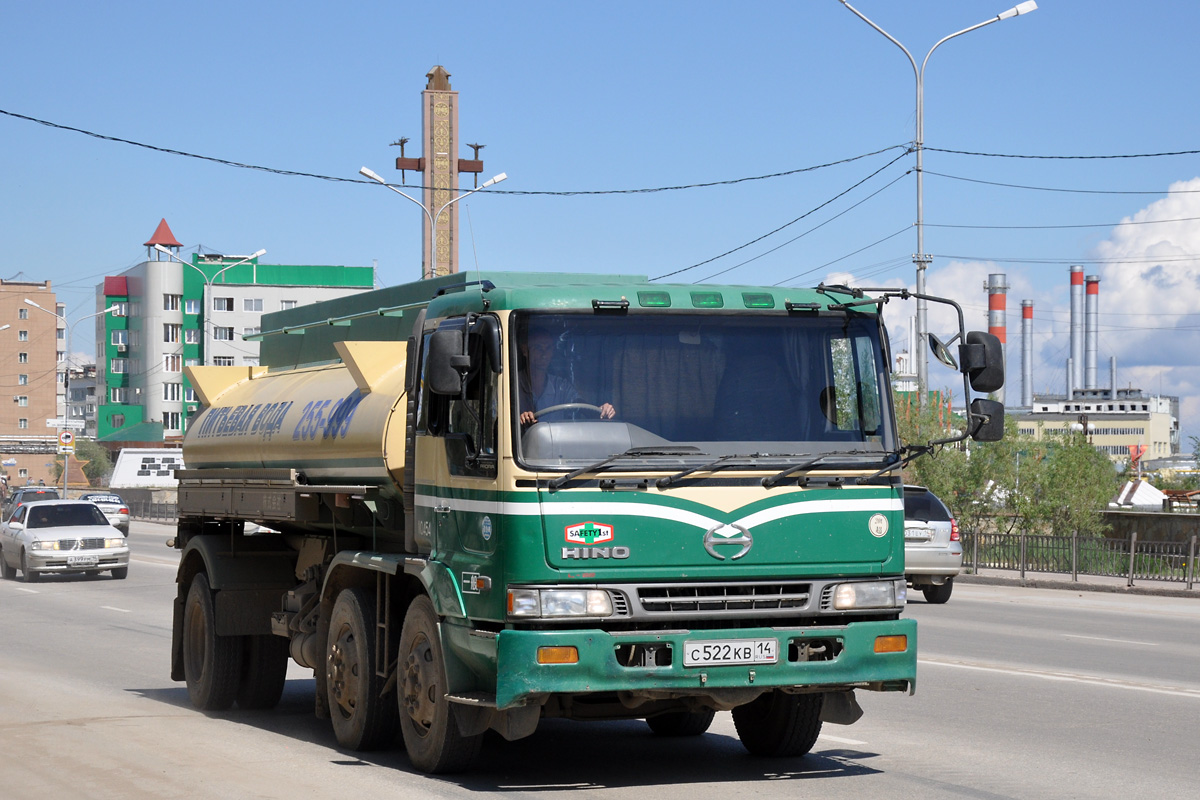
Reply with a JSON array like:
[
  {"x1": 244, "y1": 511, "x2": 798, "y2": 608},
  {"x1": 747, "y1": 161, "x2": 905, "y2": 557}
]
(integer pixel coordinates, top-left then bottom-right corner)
[{"x1": 565, "y1": 521, "x2": 614, "y2": 545}]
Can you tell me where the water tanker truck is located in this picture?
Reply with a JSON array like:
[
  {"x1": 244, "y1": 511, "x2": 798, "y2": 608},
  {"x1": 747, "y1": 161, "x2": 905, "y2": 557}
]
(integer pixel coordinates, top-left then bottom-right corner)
[{"x1": 170, "y1": 271, "x2": 1004, "y2": 773}]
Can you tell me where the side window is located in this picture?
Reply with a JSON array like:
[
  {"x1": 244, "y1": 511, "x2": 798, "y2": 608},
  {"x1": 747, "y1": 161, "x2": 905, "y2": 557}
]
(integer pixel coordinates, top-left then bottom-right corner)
[
  {"x1": 827, "y1": 332, "x2": 883, "y2": 437},
  {"x1": 420, "y1": 317, "x2": 500, "y2": 478}
]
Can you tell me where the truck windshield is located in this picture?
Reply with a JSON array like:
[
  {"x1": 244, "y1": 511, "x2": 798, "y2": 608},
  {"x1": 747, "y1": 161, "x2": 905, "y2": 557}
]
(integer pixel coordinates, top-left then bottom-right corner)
[{"x1": 513, "y1": 312, "x2": 894, "y2": 468}]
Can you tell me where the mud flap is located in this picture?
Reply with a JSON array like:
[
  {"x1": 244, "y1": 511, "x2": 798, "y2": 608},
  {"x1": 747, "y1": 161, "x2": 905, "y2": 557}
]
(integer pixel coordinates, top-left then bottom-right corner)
[
  {"x1": 452, "y1": 701, "x2": 541, "y2": 741},
  {"x1": 820, "y1": 690, "x2": 864, "y2": 725}
]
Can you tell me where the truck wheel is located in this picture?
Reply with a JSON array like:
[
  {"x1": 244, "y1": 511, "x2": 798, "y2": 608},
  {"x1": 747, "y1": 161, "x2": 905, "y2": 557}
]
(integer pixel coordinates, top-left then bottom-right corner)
[
  {"x1": 0, "y1": 549, "x2": 15, "y2": 580},
  {"x1": 398, "y1": 595, "x2": 482, "y2": 774},
  {"x1": 237, "y1": 634, "x2": 289, "y2": 710},
  {"x1": 922, "y1": 578, "x2": 954, "y2": 604},
  {"x1": 326, "y1": 588, "x2": 397, "y2": 750},
  {"x1": 646, "y1": 709, "x2": 716, "y2": 736},
  {"x1": 732, "y1": 691, "x2": 823, "y2": 757},
  {"x1": 183, "y1": 573, "x2": 243, "y2": 710}
]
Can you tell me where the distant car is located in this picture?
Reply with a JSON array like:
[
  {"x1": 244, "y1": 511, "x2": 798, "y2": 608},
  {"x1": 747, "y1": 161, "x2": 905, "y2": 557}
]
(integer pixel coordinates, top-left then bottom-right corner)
[
  {"x1": 903, "y1": 485, "x2": 962, "y2": 604},
  {"x1": 2, "y1": 487, "x2": 62, "y2": 520},
  {"x1": 0, "y1": 499, "x2": 129, "y2": 582},
  {"x1": 78, "y1": 492, "x2": 130, "y2": 535}
]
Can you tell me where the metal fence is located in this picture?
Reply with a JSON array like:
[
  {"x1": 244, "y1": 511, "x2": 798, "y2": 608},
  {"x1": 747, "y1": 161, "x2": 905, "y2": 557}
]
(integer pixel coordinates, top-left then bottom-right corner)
[
  {"x1": 128, "y1": 499, "x2": 177, "y2": 522},
  {"x1": 962, "y1": 530, "x2": 1198, "y2": 589}
]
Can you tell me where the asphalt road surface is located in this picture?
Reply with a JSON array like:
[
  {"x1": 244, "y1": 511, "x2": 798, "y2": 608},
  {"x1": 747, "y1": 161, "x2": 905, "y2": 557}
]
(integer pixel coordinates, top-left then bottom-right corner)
[{"x1": 1, "y1": 520, "x2": 1196, "y2": 799}]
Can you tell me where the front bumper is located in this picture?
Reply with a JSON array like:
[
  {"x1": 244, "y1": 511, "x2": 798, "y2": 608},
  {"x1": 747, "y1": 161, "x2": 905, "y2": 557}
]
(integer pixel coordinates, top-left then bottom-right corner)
[
  {"x1": 490, "y1": 618, "x2": 916, "y2": 709},
  {"x1": 27, "y1": 547, "x2": 129, "y2": 574}
]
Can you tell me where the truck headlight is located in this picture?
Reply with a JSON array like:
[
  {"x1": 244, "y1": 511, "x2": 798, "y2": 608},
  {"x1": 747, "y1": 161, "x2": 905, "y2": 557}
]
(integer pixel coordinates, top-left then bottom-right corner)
[
  {"x1": 507, "y1": 588, "x2": 613, "y2": 619},
  {"x1": 833, "y1": 579, "x2": 906, "y2": 610}
]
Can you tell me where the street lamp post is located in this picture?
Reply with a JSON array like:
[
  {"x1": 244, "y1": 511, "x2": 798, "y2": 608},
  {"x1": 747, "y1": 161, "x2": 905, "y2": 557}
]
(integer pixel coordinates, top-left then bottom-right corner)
[
  {"x1": 23, "y1": 299, "x2": 120, "y2": 495},
  {"x1": 839, "y1": 0, "x2": 1037, "y2": 405},
  {"x1": 153, "y1": 246, "x2": 266, "y2": 366},
  {"x1": 359, "y1": 167, "x2": 508, "y2": 280}
]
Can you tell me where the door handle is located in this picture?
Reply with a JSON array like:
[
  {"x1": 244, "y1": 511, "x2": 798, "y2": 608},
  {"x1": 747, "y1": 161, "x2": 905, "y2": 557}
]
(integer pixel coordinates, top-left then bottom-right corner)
[{"x1": 434, "y1": 505, "x2": 451, "y2": 514}]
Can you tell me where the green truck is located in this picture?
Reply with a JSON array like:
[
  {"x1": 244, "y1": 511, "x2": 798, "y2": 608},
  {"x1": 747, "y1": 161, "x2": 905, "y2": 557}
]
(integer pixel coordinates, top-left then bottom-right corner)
[{"x1": 170, "y1": 272, "x2": 1003, "y2": 772}]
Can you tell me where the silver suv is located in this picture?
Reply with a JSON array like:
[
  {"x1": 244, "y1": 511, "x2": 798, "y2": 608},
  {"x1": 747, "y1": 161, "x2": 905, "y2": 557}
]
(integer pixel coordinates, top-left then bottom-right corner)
[{"x1": 903, "y1": 486, "x2": 961, "y2": 603}]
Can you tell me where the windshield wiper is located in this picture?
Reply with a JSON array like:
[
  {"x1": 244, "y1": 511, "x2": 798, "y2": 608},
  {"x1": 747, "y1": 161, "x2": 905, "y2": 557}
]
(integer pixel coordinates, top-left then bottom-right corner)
[
  {"x1": 761, "y1": 450, "x2": 897, "y2": 490},
  {"x1": 548, "y1": 446, "x2": 703, "y2": 491},
  {"x1": 656, "y1": 453, "x2": 760, "y2": 490}
]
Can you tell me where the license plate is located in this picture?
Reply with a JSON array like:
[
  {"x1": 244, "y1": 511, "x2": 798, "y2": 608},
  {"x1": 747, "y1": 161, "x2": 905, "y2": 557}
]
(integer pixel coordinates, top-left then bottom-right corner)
[
  {"x1": 683, "y1": 638, "x2": 778, "y2": 667},
  {"x1": 67, "y1": 555, "x2": 99, "y2": 567},
  {"x1": 905, "y1": 529, "x2": 933, "y2": 541}
]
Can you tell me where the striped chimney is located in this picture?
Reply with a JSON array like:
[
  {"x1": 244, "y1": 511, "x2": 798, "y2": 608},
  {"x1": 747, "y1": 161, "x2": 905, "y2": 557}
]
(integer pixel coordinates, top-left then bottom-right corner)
[
  {"x1": 1069, "y1": 266, "x2": 1084, "y2": 395},
  {"x1": 1085, "y1": 275, "x2": 1100, "y2": 389},
  {"x1": 986, "y1": 273, "x2": 1008, "y2": 403},
  {"x1": 1021, "y1": 300, "x2": 1033, "y2": 408}
]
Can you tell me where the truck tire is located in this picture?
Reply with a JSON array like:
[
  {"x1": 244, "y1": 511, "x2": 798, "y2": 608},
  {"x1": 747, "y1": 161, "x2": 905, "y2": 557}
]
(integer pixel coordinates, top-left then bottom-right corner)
[
  {"x1": 326, "y1": 588, "x2": 397, "y2": 751},
  {"x1": 732, "y1": 691, "x2": 823, "y2": 757},
  {"x1": 237, "y1": 634, "x2": 289, "y2": 710},
  {"x1": 183, "y1": 573, "x2": 243, "y2": 710},
  {"x1": 922, "y1": 578, "x2": 954, "y2": 604},
  {"x1": 645, "y1": 709, "x2": 716, "y2": 736},
  {"x1": 398, "y1": 595, "x2": 482, "y2": 774}
]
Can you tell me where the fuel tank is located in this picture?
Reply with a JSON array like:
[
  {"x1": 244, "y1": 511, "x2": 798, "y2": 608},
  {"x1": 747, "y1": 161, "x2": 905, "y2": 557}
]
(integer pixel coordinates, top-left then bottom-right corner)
[{"x1": 182, "y1": 341, "x2": 408, "y2": 497}]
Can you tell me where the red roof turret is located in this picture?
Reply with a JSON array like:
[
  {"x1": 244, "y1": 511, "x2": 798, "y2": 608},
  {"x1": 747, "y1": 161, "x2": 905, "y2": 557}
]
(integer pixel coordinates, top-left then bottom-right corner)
[{"x1": 143, "y1": 218, "x2": 182, "y2": 248}]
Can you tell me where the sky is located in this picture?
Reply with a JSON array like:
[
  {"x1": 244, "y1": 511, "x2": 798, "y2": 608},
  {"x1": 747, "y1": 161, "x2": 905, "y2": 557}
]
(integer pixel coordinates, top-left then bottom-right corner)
[{"x1": 3, "y1": 1, "x2": 1200, "y2": 446}]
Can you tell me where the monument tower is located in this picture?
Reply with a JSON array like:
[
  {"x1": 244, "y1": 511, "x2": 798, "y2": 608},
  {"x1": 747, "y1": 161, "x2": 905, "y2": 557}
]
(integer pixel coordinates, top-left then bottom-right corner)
[{"x1": 395, "y1": 66, "x2": 485, "y2": 279}]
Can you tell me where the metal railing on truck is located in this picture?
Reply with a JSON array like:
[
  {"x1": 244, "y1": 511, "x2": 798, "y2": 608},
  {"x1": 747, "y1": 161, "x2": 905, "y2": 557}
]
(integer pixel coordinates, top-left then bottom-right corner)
[
  {"x1": 128, "y1": 499, "x2": 177, "y2": 522},
  {"x1": 961, "y1": 530, "x2": 1198, "y2": 589}
]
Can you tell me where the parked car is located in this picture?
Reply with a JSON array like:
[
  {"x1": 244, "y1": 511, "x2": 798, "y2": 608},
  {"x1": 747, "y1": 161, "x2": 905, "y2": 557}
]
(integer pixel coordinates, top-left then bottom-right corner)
[
  {"x1": 0, "y1": 499, "x2": 129, "y2": 582},
  {"x1": 2, "y1": 487, "x2": 61, "y2": 520},
  {"x1": 78, "y1": 492, "x2": 130, "y2": 535},
  {"x1": 903, "y1": 485, "x2": 961, "y2": 603}
]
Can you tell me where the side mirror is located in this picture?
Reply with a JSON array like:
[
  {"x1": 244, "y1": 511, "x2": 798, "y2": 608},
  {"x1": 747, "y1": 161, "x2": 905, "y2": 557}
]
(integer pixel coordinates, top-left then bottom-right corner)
[
  {"x1": 959, "y1": 331, "x2": 1004, "y2": 393},
  {"x1": 427, "y1": 327, "x2": 468, "y2": 396},
  {"x1": 928, "y1": 333, "x2": 958, "y2": 370},
  {"x1": 969, "y1": 398, "x2": 1005, "y2": 442},
  {"x1": 475, "y1": 315, "x2": 503, "y2": 375}
]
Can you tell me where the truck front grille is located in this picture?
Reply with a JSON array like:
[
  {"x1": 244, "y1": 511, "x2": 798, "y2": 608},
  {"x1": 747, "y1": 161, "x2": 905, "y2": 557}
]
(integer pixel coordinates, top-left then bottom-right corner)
[{"x1": 635, "y1": 582, "x2": 813, "y2": 615}]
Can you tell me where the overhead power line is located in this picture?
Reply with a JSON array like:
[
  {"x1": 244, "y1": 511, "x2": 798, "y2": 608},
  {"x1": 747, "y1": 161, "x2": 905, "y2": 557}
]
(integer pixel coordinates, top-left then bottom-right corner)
[
  {"x1": 927, "y1": 146, "x2": 1200, "y2": 160},
  {"x1": 926, "y1": 171, "x2": 1200, "y2": 196},
  {"x1": 652, "y1": 151, "x2": 912, "y2": 281},
  {"x1": 0, "y1": 107, "x2": 905, "y2": 197}
]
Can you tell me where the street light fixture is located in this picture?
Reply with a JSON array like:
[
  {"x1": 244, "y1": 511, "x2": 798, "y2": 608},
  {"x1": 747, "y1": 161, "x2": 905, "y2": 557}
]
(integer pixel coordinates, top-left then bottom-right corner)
[
  {"x1": 359, "y1": 166, "x2": 508, "y2": 280},
  {"x1": 839, "y1": 0, "x2": 1037, "y2": 404},
  {"x1": 23, "y1": 298, "x2": 121, "y2": 494},
  {"x1": 152, "y1": 246, "x2": 266, "y2": 366}
]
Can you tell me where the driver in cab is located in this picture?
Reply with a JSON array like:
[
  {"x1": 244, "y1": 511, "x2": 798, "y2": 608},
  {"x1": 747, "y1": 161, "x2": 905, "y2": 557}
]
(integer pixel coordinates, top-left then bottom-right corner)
[{"x1": 519, "y1": 328, "x2": 615, "y2": 425}]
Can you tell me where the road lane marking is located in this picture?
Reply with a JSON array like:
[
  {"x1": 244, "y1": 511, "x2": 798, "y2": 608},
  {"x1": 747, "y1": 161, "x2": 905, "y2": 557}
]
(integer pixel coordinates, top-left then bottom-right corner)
[
  {"x1": 15, "y1": 587, "x2": 38, "y2": 594},
  {"x1": 1064, "y1": 633, "x2": 1157, "y2": 646},
  {"x1": 101, "y1": 606, "x2": 131, "y2": 613},
  {"x1": 818, "y1": 733, "x2": 868, "y2": 746},
  {"x1": 920, "y1": 657, "x2": 1200, "y2": 700}
]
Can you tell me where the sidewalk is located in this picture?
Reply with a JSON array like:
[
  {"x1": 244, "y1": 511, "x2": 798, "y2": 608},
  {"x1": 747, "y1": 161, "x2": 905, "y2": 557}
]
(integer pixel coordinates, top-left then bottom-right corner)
[{"x1": 956, "y1": 568, "x2": 1200, "y2": 599}]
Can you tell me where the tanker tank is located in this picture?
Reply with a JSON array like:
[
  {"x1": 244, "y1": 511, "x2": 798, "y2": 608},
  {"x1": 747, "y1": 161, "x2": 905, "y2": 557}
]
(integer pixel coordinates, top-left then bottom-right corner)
[{"x1": 183, "y1": 341, "x2": 408, "y2": 498}]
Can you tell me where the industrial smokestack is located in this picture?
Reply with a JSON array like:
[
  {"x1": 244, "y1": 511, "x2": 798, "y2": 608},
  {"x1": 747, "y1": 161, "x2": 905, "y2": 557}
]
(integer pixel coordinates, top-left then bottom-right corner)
[
  {"x1": 1021, "y1": 300, "x2": 1033, "y2": 408},
  {"x1": 1085, "y1": 275, "x2": 1100, "y2": 389},
  {"x1": 1069, "y1": 266, "x2": 1084, "y2": 392},
  {"x1": 1067, "y1": 357, "x2": 1075, "y2": 401},
  {"x1": 1110, "y1": 356, "x2": 1117, "y2": 401},
  {"x1": 986, "y1": 274, "x2": 1008, "y2": 403}
]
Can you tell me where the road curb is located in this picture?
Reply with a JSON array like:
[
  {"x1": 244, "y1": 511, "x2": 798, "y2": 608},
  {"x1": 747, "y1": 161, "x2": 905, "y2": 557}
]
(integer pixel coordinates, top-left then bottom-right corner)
[{"x1": 956, "y1": 572, "x2": 1200, "y2": 599}]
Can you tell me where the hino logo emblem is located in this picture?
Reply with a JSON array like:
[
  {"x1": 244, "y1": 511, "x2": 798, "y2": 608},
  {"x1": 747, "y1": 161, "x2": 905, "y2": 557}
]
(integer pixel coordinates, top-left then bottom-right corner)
[{"x1": 703, "y1": 524, "x2": 753, "y2": 561}]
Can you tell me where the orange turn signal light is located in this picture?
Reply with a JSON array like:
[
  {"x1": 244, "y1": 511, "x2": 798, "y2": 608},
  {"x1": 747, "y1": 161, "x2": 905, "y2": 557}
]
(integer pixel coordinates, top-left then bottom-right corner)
[
  {"x1": 537, "y1": 646, "x2": 580, "y2": 664},
  {"x1": 874, "y1": 635, "x2": 908, "y2": 654}
]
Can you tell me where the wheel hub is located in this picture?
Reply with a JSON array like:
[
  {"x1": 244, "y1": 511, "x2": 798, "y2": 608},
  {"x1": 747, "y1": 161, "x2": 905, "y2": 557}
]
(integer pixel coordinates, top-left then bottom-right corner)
[{"x1": 402, "y1": 634, "x2": 437, "y2": 734}]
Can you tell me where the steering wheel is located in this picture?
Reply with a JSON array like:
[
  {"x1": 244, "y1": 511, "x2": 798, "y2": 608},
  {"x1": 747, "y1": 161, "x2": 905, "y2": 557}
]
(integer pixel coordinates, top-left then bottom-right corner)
[{"x1": 534, "y1": 403, "x2": 604, "y2": 418}]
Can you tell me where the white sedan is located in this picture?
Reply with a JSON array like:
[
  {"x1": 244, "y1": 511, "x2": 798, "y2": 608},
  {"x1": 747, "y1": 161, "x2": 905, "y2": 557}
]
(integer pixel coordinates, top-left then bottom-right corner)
[{"x1": 0, "y1": 499, "x2": 129, "y2": 582}]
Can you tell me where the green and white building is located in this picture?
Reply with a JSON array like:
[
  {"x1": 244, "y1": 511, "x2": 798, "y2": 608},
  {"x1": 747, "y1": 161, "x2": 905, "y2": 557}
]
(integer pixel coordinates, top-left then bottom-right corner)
[{"x1": 95, "y1": 219, "x2": 375, "y2": 442}]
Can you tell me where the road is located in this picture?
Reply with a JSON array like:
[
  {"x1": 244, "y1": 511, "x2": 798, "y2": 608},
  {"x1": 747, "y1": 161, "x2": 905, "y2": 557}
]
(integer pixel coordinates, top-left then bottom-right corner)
[{"x1": 1, "y1": 520, "x2": 1197, "y2": 798}]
